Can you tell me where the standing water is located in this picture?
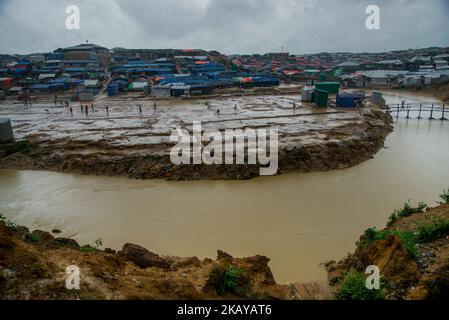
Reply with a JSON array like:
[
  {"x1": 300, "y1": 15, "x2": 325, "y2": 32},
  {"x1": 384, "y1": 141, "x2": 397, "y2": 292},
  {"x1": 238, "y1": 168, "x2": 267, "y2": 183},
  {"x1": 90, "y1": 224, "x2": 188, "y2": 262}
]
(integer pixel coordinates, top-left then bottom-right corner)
[{"x1": 0, "y1": 92, "x2": 448, "y2": 283}]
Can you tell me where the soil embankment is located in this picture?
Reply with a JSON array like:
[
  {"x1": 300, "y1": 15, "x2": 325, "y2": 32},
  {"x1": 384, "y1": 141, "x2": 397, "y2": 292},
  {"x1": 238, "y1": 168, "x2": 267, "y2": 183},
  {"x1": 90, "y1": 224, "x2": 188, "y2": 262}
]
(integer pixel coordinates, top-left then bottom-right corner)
[
  {"x1": 0, "y1": 220, "x2": 330, "y2": 300},
  {"x1": 326, "y1": 202, "x2": 449, "y2": 300},
  {"x1": 0, "y1": 98, "x2": 393, "y2": 181}
]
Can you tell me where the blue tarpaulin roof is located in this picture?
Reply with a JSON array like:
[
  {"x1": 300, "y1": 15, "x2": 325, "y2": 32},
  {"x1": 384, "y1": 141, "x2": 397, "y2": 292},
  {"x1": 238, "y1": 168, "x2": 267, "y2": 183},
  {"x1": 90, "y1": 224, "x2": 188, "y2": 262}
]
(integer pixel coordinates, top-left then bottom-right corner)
[{"x1": 31, "y1": 84, "x2": 50, "y2": 90}]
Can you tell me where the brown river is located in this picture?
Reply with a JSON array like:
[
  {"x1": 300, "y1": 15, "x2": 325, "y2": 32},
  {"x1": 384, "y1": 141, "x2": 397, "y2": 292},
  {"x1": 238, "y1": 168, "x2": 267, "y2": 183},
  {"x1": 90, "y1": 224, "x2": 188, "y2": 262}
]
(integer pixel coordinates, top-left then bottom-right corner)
[{"x1": 0, "y1": 92, "x2": 448, "y2": 284}]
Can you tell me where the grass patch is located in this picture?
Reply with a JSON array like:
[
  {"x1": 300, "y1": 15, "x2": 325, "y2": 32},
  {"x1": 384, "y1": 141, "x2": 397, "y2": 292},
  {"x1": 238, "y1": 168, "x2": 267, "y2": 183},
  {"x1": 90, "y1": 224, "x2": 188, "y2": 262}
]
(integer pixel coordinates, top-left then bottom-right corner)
[
  {"x1": 388, "y1": 201, "x2": 428, "y2": 226},
  {"x1": 335, "y1": 271, "x2": 384, "y2": 300},
  {"x1": 80, "y1": 238, "x2": 103, "y2": 253},
  {"x1": 0, "y1": 140, "x2": 33, "y2": 156},
  {"x1": 360, "y1": 220, "x2": 449, "y2": 259},
  {"x1": 438, "y1": 188, "x2": 449, "y2": 205},
  {"x1": 80, "y1": 245, "x2": 97, "y2": 253},
  {"x1": 360, "y1": 227, "x2": 418, "y2": 258},
  {"x1": 207, "y1": 266, "x2": 250, "y2": 296},
  {"x1": 416, "y1": 220, "x2": 449, "y2": 243}
]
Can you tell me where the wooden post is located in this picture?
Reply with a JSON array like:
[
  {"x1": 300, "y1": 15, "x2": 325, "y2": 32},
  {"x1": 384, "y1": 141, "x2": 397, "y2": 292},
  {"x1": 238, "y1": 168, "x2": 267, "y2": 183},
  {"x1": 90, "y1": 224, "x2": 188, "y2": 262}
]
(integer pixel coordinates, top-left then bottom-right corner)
[
  {"x1": 406, "y1": 104, "x2": 410, "y2": 119},
  {"x1": 441, "y1": 104, "x2": 447, "y2": 121},
  {"x1": 429, "y1": 103, "x2": 434, "y2": 120},
  {"x1": 418, "y1": 104, "x2": 422, "y2": 119},
  {"x1": 396, "y1": 106, "x2": 399, "y2": 119}
]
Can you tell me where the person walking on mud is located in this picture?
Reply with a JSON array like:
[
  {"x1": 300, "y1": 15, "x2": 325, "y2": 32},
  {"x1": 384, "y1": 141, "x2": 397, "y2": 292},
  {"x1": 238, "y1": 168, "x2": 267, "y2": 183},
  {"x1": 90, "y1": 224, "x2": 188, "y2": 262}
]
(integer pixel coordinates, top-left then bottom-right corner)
[
  {"x1": 153, "y1": 102, "x2": 157, "y2": 111},
  {"x1": 106, "y1": 105, "x2": 109, "y2": 116},
  {"x1": 91, "y1": 103, "x2": 95, "y2": 112},
  {"x1": 85, "y1": 105, "x2": 89, "y2": 116},
  {"x1": 69, "y1": 106, "x2": 73, "y2": 116},
  {"x1": 139, "y1": 105, "x2": 143, "y2": 116},
  {"x1": 234, "y1": 104, "x2": 238, "y2": 111},
  {"x1": 216, "y1": 109, "x2": 220, "y2": 115},
  {"x1": 54, "y1": 94, "x2": 58, "y2": 107}
]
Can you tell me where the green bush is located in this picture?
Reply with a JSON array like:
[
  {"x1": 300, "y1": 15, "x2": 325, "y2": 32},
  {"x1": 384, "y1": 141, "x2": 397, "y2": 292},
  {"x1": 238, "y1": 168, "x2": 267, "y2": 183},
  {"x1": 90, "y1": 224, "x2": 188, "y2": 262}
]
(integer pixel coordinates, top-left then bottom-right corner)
[
  {"x1": 335, "y1": 271, "x2": 384, "y2": 300},
  {"x1": 416, "y1": 220, "x2": 449, "y2": 243},
  {"x1": 359, "y1": 227, "x2": 418, "y2": 258},
  {"x1": 0, "y1": 213, "x2": 19, "y2": 231},
  {"x1": 207, "y1": 266, "x2": 250, "y2": 296},
  {"x1": 388, "y1": 201, "x2": 428, "y2": 225},
  {"x1": 438, "y1": 188, "x2": 449, "y2": 205},
  {"x1": 0, "y1": 140, "x2": 33, "y2": 156},
  {"x1": 94, "y1": 238, "x2": 103, "y2": 250},
  {"x1": 360, "y1": 220, "x2": 449, "y2": 260},
  {"x1": 28, "y1": 233, "x2": 40, "y2": 242}
]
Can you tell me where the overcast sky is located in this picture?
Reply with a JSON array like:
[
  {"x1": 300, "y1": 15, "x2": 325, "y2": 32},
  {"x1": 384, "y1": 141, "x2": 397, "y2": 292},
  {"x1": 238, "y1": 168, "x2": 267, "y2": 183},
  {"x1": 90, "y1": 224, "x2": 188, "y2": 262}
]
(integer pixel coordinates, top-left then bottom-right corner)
[{"x1": 0, "y1": 0, "x2": 448, "y2": 55}]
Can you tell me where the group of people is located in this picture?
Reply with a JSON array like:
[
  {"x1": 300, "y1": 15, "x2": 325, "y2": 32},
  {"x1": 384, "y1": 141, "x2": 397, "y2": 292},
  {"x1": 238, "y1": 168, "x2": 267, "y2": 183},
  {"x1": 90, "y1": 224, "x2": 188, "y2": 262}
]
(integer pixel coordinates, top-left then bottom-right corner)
[
  {"x1": 79, "y1": 103, "x2": 95, "y2": 115},
  {"x1": 53, "y1": 95, "x2": 70, "y2": 108}
]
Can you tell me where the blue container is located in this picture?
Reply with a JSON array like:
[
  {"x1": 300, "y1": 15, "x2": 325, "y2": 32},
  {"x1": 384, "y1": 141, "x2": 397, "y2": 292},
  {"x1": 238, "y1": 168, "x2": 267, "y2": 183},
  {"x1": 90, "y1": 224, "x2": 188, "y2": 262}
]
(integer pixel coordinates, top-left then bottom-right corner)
[
  {"x1": 336, "y1": 93, "x2": 365, "y2": 108},
  {"x1": 107, "y1": 84, "x2": 120, "y2": 96}
]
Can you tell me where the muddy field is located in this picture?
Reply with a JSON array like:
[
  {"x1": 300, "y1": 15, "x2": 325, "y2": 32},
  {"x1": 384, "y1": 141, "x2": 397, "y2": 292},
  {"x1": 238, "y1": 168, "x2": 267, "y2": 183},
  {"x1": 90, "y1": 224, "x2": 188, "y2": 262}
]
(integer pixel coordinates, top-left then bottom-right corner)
[{"x1": 0, "y1": 92, "x2": 393, "y2": 180}]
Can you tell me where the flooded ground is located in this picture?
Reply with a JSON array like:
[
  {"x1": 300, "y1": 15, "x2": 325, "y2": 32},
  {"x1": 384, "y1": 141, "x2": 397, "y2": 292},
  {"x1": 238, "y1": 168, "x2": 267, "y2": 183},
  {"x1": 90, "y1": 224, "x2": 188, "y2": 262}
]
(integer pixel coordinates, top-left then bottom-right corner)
[
  {"x1": 0, "y1": 92, "x2": 448, "y2": 284},
  {"x1": 0, "y1": 92, "x2": 369, "y2": 150}
]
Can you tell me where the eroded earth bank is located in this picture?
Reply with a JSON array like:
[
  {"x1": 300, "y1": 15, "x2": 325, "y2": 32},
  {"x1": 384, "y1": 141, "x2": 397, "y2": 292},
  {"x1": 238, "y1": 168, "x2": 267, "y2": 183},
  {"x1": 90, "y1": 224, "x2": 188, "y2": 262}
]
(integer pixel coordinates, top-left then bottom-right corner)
[
  {"x1": 1, "y1": 201, "x2": 449, "y2": 300},
  {"x1": 0, "y1": 94, "x2": 393, "y2": 180}
]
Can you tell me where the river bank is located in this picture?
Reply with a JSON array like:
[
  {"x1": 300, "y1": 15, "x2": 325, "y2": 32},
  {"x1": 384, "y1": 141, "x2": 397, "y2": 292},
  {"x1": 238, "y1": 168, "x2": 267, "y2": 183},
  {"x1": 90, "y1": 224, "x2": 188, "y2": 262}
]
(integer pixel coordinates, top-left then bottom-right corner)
[
  {"x1": 0, "y1": 93, "x2": 393, "y2": 180},
  {"x1": 2, "y1": 199, "x2": 448, "y2": 300},
  {"x1": 0, "y1": 218, "x2": 330, "y2": 300},
  {"x1": 326, "y1": 200, "x2": 449, "y2": 300}
]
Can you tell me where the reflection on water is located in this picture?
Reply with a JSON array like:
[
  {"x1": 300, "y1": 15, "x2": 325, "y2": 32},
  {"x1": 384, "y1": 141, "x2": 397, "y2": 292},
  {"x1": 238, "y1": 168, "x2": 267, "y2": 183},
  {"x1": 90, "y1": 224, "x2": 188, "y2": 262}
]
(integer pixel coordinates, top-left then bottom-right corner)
[{"x1": 0, "y1": 93, "x2": 448, "y2": 283}]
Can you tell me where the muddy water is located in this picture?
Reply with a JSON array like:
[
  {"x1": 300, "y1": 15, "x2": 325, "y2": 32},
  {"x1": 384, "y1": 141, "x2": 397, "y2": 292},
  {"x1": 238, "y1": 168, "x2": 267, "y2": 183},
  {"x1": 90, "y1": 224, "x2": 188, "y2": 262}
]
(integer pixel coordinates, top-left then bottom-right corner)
[{"x1": 1, "y1": 92, "x2": 448, "y2": 284}]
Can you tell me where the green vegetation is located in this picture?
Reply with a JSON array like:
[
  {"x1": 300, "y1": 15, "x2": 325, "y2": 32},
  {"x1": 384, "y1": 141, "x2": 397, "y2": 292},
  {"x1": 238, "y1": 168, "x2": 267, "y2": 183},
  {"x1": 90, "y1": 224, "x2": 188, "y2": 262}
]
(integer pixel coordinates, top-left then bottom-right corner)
[
  {"x1": 28, "y1": 233, "x2": 40, "y2": 243},
  {"x1": 438, "y1": 188, "x2": 449, "y2": 205},
  {"x1": 335, "y1": 271, "x2": 384, "y2": 300},
  {"x1": 361, "y1": 219, "x2": 449, "y2": 259},
  {"x1": 94, "y1": 238, "x2": 103, "y2": 250},
  {"x1": 388, "y1": 201, "x2": 428, "y2": 225},
  {"x1": 207, "y1": 266, "x2": 250, "y2": 296},
  {"x1": 80, "y1": 245, "x2": 97, "y2": 253},
  {"x1": 80, "y1": 238, "x2": 103, "y2": 252},
  {"x1": 360, "y1": 227, "x2": 418, "y2": 258},
  {"x1": 416, "y1": 220, "x2": 449, "y2": 243},
  {"x1": 0, "y1": 140, "x2": 33, "y2": 156},
  {"x1": 0, "y1": 213, "x2": 19, "y2": 231}
]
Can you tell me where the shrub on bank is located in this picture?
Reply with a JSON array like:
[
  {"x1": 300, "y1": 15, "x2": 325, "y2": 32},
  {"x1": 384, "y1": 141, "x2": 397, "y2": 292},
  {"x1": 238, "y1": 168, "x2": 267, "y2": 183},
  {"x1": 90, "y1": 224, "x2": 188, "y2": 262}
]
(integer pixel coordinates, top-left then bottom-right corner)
[
  {"x1": 438, "y1": 188, "x2": 449, "y2": 205},
  {"x1": 388, "y1": 201, "x2": 428, "y2": 226},
  {"x1": 207, "y1": 266, "x2": 250, "y2": 297},
  {"x1": 416, "y1": 219, "x2": 449, "y2": 243},
  {"x1": 359, "y1": 227, "x2": 418, "y2": 258},
  {"x1": 335, "y1": 271, "x2": 384, "y2": 300},
  {"x1": 0, "y1": 139, "x2": 33, "y2": 156}
]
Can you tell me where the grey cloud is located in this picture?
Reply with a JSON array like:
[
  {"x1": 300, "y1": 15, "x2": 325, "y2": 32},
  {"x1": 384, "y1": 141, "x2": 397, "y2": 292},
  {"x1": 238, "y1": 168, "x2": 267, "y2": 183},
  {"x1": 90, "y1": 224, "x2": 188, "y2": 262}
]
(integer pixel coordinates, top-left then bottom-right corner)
[{"x1": 0, "y1": 0, "x2": 448, "y2": 54}]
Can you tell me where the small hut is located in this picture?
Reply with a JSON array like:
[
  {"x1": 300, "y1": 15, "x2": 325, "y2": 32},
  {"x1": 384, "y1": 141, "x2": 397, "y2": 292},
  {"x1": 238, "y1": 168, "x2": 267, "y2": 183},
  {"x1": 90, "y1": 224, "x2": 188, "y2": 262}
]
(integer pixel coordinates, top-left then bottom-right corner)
[{"x1": 0, "y1": 118, "x2": 14, "y2": 143}]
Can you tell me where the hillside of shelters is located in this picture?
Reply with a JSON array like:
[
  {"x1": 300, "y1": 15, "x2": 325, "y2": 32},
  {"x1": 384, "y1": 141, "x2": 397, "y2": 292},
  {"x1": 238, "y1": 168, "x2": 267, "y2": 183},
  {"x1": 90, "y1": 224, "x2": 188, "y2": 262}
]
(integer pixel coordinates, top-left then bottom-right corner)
[
  {"x1": 1, "y1": 45, "x2": 449, "y2": 102},
  {"x1": 0, "y1": 44, "x2": 109, "y2": 102}
]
